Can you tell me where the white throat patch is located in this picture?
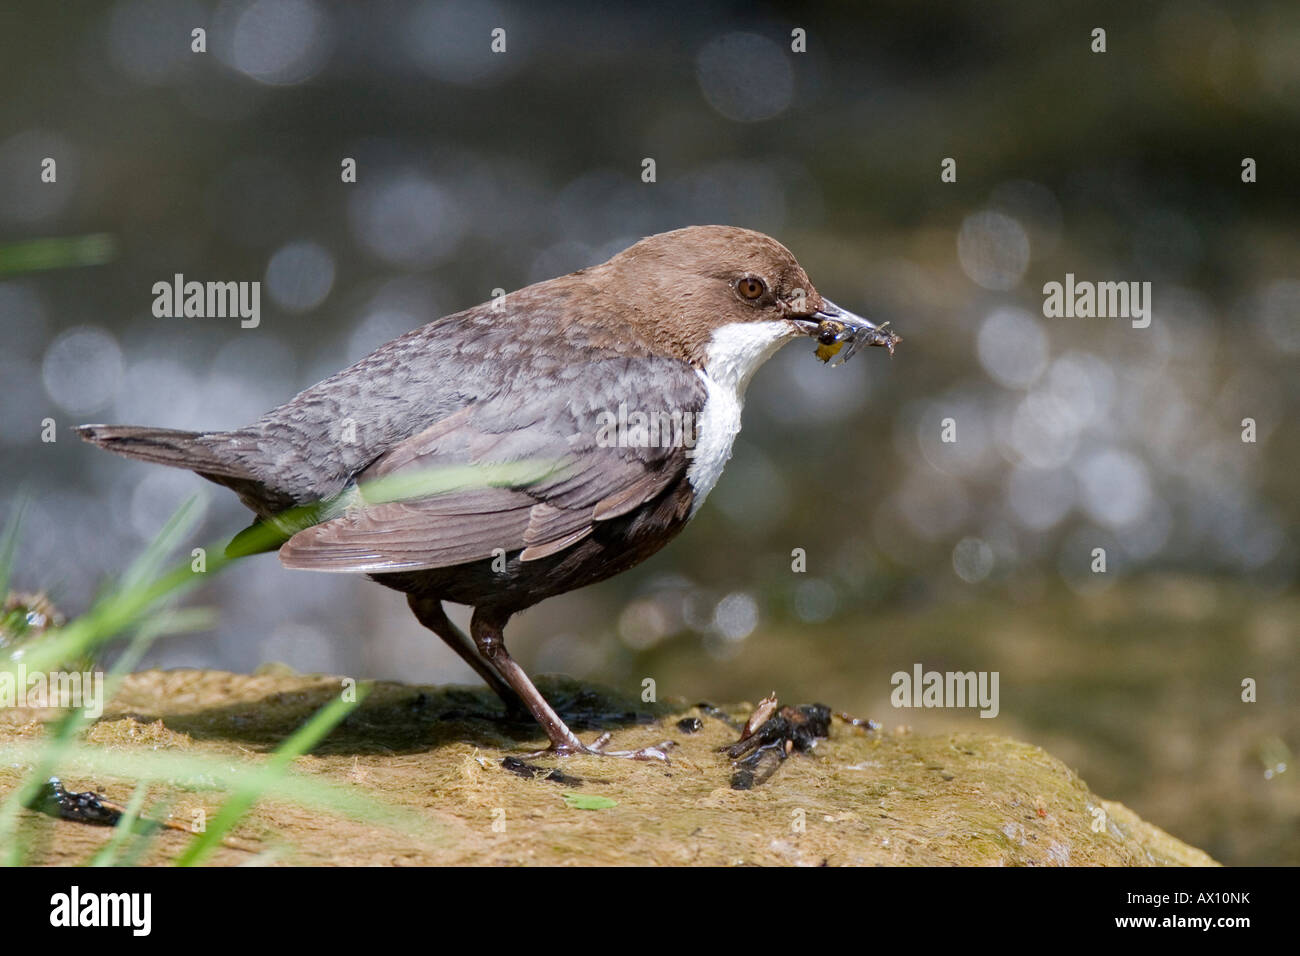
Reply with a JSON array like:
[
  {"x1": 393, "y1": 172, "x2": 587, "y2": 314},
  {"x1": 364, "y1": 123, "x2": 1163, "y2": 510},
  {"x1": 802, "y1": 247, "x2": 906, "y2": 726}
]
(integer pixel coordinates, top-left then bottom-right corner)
[{"x1": 686, "y1": 320, "x2": 799, "y2": 514}]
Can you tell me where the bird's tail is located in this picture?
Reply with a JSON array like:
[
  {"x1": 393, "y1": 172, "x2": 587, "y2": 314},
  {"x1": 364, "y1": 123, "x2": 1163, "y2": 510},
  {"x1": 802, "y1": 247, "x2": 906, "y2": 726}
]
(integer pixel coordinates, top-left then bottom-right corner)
[{"x1": 76, "y1": 424, "x2": 251, "y2": 480}]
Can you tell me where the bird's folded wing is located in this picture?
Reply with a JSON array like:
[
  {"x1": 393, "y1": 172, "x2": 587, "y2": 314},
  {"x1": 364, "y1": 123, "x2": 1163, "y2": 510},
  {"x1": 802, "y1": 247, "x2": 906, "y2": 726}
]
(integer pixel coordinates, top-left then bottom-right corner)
[{"x1": 278, "y1": 357, "x2": 705, "y2": 573}]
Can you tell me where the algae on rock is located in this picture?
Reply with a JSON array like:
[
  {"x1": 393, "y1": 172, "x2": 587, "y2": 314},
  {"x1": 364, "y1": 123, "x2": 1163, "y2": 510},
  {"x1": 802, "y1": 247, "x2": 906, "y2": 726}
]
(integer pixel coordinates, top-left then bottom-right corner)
[{"x1": 0, "y1": 669, "x2": 1217, "y2": 866}]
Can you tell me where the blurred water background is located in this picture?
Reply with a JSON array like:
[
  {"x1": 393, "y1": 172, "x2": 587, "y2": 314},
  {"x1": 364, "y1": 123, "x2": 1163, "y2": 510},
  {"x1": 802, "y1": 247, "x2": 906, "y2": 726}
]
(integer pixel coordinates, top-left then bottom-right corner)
[{"x1": 1, "y1": 1, "x2": 1297, "y2": 864}]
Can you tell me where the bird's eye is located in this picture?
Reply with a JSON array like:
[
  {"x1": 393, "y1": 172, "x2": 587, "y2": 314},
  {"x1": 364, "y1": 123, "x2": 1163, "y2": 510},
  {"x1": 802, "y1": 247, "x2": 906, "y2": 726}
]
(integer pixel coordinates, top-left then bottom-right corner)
[{"x1": 736, "y1": 276, "x2": 766, "y2": 301}]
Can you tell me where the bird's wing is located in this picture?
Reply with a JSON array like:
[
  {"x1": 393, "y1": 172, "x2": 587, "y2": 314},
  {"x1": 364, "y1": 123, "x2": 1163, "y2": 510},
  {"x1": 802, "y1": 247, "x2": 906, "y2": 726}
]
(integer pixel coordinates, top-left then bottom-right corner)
[{"x1": 277, "y1": 357, "x2": 706, "y2": 573}]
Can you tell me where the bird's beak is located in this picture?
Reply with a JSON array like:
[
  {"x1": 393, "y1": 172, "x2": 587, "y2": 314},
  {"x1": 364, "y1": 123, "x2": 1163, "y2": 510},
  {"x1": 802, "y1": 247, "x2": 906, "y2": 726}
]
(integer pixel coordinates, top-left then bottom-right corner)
[{"x1": 794, "y1": 297, "x2": 900, "y2": 365}]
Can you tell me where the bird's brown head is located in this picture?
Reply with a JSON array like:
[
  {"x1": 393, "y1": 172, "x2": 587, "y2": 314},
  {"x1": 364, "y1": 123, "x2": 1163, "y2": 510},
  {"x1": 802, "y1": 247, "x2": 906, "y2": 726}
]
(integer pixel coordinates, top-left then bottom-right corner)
[{"x1": 584, "y1": 225, "x2": 893, "y2": 380}]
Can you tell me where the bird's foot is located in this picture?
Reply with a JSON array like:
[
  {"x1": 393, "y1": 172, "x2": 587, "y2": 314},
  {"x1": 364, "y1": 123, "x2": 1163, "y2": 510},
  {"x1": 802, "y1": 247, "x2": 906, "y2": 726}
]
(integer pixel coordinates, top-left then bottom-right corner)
[{"x1": 522, "y1": 731, "x2": 675, "y2": 763}]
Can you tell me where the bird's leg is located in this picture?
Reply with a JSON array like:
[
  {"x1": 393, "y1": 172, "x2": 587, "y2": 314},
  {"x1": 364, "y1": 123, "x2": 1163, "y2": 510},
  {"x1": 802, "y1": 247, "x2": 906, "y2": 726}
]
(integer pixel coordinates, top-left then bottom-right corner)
[
  {"x1": 469, "y1": 609, "x2": 673, "y2": 762},
  {"x1": 407, "y1": 595, "x2": 528, "y2": 719}
]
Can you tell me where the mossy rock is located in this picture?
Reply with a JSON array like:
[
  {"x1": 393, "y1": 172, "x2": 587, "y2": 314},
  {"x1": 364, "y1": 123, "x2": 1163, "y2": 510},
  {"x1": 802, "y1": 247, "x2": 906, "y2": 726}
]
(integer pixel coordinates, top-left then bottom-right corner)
[{"x1": 0, "y1": 669, "x2": 1216, "y2": 866}]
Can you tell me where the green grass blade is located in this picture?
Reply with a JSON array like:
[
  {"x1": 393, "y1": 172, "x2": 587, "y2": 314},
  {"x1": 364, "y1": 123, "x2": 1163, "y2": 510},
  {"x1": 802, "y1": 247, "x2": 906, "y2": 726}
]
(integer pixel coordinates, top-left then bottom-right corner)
[
  {"x1": 0, "y1": 497, "x2": 27, "y2": 598},
  {"x1": 86, "y1": 782, "x2": 150, "y2": 867},
  {"x1": 118, "y1": 495, "x2": 204, "y2": 594},
  {"x1": 0, "y1": 234, "x2": 117, "y2": 275},
  {"x1": 173, "y1": 685, "x2": 371, "y2": 866},
  {"x1": 0, "y1": 707, "x2": 84, "y2": 865},
  {"x1": 0, "y1": 606, "x2": 210, "y2": 861},
  {"x1": 2, "y1": 738, "x2": 427, "y2": 840},
  {"x1": 3, "y1": 462, "x2": 533, "y2": 863},
  {"x1": 113, "y1": 796, "x2": 178, "y2": 868}
]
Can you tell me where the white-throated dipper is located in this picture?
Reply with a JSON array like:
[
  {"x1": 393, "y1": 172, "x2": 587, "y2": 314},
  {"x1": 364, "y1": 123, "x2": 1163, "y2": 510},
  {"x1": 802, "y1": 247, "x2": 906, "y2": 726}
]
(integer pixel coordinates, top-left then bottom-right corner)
[{"x1": 79, "y1": 225, "x2": 899, "y2": 760}]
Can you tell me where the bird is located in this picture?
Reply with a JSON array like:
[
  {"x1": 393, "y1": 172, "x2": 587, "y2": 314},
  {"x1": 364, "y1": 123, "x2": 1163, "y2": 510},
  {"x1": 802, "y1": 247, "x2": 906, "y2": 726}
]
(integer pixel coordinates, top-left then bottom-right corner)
[{"x1": 79, "y1": 225, "x2": 899, "y2": 760}]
